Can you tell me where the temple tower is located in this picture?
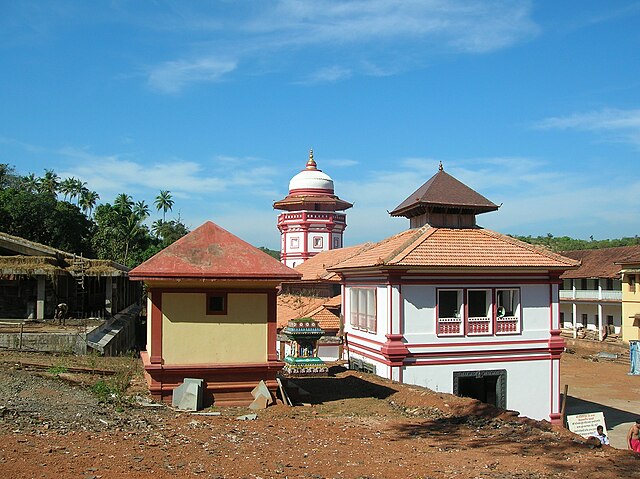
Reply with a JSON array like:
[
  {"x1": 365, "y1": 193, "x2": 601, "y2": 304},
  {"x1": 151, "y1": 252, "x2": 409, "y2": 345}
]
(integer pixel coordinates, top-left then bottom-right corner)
[{"x1": 274, "y1": 150, "x2": 353, "y2": 268}]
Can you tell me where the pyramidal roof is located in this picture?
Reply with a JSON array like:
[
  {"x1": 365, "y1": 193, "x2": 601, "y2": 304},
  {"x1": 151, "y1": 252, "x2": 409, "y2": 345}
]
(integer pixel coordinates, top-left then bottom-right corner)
[
  {"x1": 390, "y1": 165, "x2": 498, "y2": 218},
  {"x1": 328, "y1": 226, "x2": 579, "y2": 271},
  {"x1": 129, "y1": 221, "x2": 301, "y2": 281}
]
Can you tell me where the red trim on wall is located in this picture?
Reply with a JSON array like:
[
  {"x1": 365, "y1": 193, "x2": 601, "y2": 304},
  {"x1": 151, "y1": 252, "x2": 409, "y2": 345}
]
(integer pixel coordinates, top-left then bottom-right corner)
[
  {"x1": 149, "y1": 289, "x2": 163, "y2": 365},
  {"x1": 407, "y1": 355, "x2": 552, "y2": 366},
  {"x1": 410, "y1": 338, "x2": 548, "y2": 348}
]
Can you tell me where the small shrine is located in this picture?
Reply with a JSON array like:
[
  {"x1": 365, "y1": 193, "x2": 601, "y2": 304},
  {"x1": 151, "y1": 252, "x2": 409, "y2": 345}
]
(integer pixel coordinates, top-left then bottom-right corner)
[{"x1": 282, "y1": 318, "x2": 329, "y2": 376}]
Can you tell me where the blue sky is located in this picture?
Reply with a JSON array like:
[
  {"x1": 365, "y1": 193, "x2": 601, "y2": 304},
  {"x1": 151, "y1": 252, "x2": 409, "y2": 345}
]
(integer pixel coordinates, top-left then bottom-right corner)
[{"x1": 1, "y1": 1, "x2": 639, "y2": 250}]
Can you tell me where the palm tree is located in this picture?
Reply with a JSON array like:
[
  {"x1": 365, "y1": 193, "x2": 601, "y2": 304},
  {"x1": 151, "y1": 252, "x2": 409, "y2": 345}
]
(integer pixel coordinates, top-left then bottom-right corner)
[
  {"x1": 119, "y1": 213, "x2": 142, "y2": 265},
  {"x1": 154, "y1": 190, "x2": 174, "y2": 221},
  {"x1": 80, "y1": 190, "x2": 100, "y2": 217},
  {"x1": 114, "y1": 193, "x2": 133, "y2": 213},
  {"x1": 59, "y1": 177, "x2": 76, "y2": 202},
  {"x1": 21, "y1": 173, "x2": 40, "y2": 193},
  {"x1": 39, "y1": 169, "x2": 60, "y2": 196},
  {"x1": 133, "y1": 200, "x2": 150, "y2": 221},
  {"x1": 70, "y1": 179, "x2": 87, "y2": 205},
  {"x1": 151, "y1": 219, "x2": 164, "y2": 238}
]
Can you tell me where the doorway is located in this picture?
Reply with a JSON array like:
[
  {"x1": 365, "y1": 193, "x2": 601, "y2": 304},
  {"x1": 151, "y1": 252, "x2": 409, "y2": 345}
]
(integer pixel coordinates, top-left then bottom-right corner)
[{"x1": 453, "y1": 369, "x2": 507, "y2": 409}]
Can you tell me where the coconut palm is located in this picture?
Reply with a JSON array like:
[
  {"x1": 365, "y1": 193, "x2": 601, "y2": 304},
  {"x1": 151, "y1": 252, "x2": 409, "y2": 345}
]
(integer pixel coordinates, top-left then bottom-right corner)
[
  {"x1": 151, "y1": 219, "x2": 164, "y2": 238},
  {"x1": 39, "y1": 169, "x2": 60, "y2": 196},
  {"x1": 21, "y1": 173, "x2": 40, "y2": 193},
  {"x1": 79, "y1": 190, "x2": 100, "y2": 217},
  {"x1": 133, "y1": 200, "x2": 150, "y2": 221},
  {"x1": 114, "y1": 193, "x2": 133, "y2": 213},
  {"x1": 70, "y1": 179, "x2": 88, "y2": 205},
  {"x1": 59, "y1": 177, "x2": 76, "y2": 202},
  {"x1": 154, "y1": 190, "x2": 174, "y2": 221}
]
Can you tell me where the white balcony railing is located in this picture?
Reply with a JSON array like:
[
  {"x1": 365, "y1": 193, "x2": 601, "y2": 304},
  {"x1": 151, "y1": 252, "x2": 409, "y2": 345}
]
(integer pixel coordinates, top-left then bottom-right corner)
[{"x1": 559, "y1": 290, "x2": 622, "y2": 301}]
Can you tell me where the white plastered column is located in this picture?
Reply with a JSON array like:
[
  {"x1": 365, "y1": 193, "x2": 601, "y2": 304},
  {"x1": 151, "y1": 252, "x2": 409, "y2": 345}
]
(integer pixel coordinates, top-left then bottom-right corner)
[{"x1": 36, "y1": 276, "x2": 45, "y2": 320}]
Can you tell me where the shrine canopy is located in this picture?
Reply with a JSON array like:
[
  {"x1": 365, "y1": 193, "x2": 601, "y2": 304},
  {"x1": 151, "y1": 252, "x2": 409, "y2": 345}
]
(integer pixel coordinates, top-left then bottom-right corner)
[
  {"x1": 129, "y1": 221, "x2": 301, "y2": 283},
  {"x1": 390, "y1": 164, "x2": 498, "y2": 228}
]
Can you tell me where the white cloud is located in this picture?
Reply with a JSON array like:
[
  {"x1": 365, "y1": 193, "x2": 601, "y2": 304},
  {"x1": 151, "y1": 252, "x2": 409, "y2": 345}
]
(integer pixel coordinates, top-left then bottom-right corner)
[
  {"x1": 143, "y1": 0, "x2": 538, "y2": 92},
  {"x1": 302, "y1": 66, "x2": 353, "y2": 84},
  {"x1": 535, "y1": 108, "x2": 640, "y2": 146},
  {"x1": 147, "y1": 57, "x2": 237, "y2": 94}
]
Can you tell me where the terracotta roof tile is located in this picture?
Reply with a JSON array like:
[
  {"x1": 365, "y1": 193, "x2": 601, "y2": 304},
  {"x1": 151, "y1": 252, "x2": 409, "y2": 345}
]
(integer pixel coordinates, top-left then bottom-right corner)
[
  {"x1": 276, "y1": 294, "x2": 342, "y2": 331},
  {"x1": 130, "y1": 221, "x2": 301, "y2": 281},
  {"x1": 331, "y1": 227, "x2": 579, "y2": 270},
  {"x1": 560, "y1": 246, "x2": 640, "y2": 279},
  {"x1": 293, "y1": 243, "x2": 373, "y2": 281},
  {"x1": 276, "y1": 294, "x2": 328, "y2": 329}
]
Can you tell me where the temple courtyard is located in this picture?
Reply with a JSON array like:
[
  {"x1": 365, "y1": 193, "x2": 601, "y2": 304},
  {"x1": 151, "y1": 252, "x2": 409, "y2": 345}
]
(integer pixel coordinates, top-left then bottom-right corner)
[{"x1": 0, "y1": 341, "x2": 638, "y2": 478}]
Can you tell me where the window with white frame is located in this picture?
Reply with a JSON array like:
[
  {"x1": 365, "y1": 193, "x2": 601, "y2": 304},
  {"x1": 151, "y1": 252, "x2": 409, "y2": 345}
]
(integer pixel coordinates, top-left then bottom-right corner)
[
  {"x1": 437, "y1": 287, "x2": 521, "y2": 337},
  {"x1": 349, "y1": 288, "x2": 376, "y2": 333},
  {"x1": 495, "y1": 289, "x2": 520, "y2": 334},
  {"x1": 437, "y1": 289, "x2": 463, "y2": 336},
  {"x1": 467, "y1": 289, "x2": 492, "y2": 335}
]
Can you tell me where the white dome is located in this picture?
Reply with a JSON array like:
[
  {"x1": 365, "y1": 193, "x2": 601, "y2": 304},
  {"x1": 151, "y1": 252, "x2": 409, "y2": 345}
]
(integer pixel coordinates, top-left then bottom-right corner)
[{"x1": 288, "y1": 150, "x2": 334, "y2": 193}]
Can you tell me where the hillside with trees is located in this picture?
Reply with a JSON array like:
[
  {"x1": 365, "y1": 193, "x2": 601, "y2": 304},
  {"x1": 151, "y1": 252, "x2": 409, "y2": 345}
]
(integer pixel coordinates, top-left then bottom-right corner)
[
  {"x1": 512, "y1": 233, "x2": 640, "y2": 253},
  {"x1": 0, "y1": 164, "x2": 189, "y2": 267}
]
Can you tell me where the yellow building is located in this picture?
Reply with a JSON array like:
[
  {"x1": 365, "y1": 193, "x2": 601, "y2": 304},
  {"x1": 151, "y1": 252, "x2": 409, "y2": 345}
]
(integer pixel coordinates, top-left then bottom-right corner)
[
  {"x1": 620, "y1": 260, "x2": 640, "y2": 343},
  {"x1": 129, "y1": 221, "x2": 300, "y2": 406}
]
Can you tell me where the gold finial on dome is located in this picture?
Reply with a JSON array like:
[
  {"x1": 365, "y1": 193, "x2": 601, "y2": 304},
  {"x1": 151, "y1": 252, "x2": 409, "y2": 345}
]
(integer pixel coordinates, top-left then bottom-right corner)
[
  {"x1": 306, "y1": 148, "x2": 317, "y2": 170},
  {"x1": 438, "y1": 161, "x2": 443, "y2": 171}
]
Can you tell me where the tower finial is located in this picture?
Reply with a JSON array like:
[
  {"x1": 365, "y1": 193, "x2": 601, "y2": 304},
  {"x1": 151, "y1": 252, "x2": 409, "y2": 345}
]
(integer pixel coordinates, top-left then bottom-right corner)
[
  {"x1": 438, "y1": 161, "x2": 443, "y2": 171},
  {"x1": 306, "y1": 148, "x2": 317, "y2": 169}
]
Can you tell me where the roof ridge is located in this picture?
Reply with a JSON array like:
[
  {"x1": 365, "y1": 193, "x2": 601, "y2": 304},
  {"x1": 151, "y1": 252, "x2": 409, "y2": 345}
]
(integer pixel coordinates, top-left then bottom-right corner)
[
  {"x1": 376, "y1": 227, "x2": 428, "y2": 265},
  {"x1": 385, "y1": 226, "x2": 438, "y2": 265},
  {"x1": 479, "y1": 229, "x2": 580, "y2": 266},
  {"x1": 319, "y1": 242, "x2": 374, "y2": 278}
]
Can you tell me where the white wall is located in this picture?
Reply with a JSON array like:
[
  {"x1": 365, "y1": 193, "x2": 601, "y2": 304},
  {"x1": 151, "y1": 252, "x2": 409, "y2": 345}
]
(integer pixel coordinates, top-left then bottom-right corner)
[{"x1": 401, "y1": 359, "x2": 552, "y2": 421}]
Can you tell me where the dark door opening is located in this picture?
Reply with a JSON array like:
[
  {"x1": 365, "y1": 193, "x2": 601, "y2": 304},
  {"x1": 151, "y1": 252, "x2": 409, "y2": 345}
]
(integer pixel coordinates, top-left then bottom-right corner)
[{"x1": 453, "y1": 369, "x2": 506, "y2": 409}]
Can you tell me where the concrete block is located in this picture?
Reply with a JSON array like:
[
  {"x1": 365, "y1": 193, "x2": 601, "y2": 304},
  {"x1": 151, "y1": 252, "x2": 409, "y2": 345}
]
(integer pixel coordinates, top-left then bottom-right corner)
[
  {"x1": 251, "y1": 380, "x2": 273, "y2": 405},
  {"x1": 172, "y1": 378, "x2": 203, "y2": 411},
  {"x1": 248, "y1": 394, "x2": 269, "y2": 410}
]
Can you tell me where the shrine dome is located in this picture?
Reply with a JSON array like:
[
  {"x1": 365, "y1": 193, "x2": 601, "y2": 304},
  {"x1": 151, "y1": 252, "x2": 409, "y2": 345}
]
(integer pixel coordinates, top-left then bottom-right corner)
[{"x1": 288, "y1": 150, "x2": 334, "y2": 194}]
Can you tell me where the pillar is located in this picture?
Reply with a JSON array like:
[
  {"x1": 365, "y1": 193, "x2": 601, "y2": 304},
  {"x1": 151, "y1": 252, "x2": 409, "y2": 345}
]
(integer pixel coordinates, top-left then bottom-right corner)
[
  {"x1": 572, "y1": 302, "x2": 577, "y2": 338},
  {"x1": 105, "y1": 276, "x2": 113, "y2": 316},
  {"x1": 36, "y1": 276, "x2": 45, "y2": 320},
  {"x1": 598, "y1": 303, "x2": 604, "y2": 341}
]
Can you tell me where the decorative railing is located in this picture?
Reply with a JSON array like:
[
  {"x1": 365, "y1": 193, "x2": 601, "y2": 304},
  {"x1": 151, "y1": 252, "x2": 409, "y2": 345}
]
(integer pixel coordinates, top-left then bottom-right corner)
[
  {"x1": 496, "y1": 316, "x2": 520, "y2": 334},
  {"x1": 467, "y1": 316, "x2": 492, "y2": 335},
  {"x1": 559, "y1": 290, "x2": 622, "y2": 301},
  {"x1": 437, "y1": 317, "x2": 462, "y2": 336}
]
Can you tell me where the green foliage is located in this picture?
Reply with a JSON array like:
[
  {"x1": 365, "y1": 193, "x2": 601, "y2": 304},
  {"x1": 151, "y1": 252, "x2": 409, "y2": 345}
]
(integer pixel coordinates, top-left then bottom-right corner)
[
  {"x1": 0, "y1": 188, "x2": 94, "y2": 255},
  {"x1": 511, "y1": 234, "x2": 640, "y2": 252},
  {"x1": 47, "y1": 365, "x2": 69, "y2": 375},
  {"x1": 259, "y1": 246, "x2": 281, "y2": 260}
]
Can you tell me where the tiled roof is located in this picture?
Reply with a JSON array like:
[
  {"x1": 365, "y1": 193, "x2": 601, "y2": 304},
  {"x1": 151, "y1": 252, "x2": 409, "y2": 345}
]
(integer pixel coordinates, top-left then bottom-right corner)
[
  {"x1": 293, "y1": 243, "x2": 373, "y2": 281},
  {"x1": 330, "y1": 226, "x2": 579, "y2": 270},
  {"x1": 276, "y1": 294, "x2": 332, "y2": 329},
  {"x1": 390, "y1": 169, "x2": 498, "y2": 218},
  {"x1": 560, "y1": 246, "x2": 640, "y2": 279},
  {"x1": 130, "y1": 221, "x2": 301, "y2": 281}
]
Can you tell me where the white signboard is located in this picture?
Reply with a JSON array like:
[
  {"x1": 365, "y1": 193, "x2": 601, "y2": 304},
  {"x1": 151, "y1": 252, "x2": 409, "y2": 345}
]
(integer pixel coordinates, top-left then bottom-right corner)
[{"x1": 566, "y1": 412, "x2": 607, "y2": 438}]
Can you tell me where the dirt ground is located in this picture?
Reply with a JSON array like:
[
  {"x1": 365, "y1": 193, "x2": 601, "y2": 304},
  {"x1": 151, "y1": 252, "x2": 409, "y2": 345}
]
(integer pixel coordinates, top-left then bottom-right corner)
[{"x1": 0, "y1": 344, "x2": 639, "y2": 479}]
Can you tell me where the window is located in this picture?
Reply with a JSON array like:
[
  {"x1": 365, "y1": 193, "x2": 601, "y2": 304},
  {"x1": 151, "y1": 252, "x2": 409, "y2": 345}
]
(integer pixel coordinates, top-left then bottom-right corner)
[
  {"x1": 333, "y1": 237, "x2": 340, "y2": 249},
  {"x1": 349, "y1": 288, "x2": 376, "y2": 333},
  {"x1": 206, "y1": 293, "x2": 227, "y2": 315},
  {"x1": 437, "y1": 288, "x2": 521, "y2": 337},
  {"x1": 467, "y1": 289, "x2": 492, "y2": 335},
  {"x1": 581, "y1": 313, "x2": 588, "y2": 325},
  {"x1": 313, "y1": 236, "x2": 323, "y2": 248},
  {"x1": 290, "y1": 237, "x2": 299, "y2": 248},
  {"x1": 437, "y1": 289, "x2": 463, "y2": 336}
]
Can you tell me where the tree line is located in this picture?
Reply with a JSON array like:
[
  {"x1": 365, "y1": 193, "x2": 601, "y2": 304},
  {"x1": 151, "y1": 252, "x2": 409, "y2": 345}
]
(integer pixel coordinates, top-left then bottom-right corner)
[
  {"x1": 511, "y1": 233, "x2": 640, "y2": 252},
  {"x1": 0, "y1": 164, "x2": 188, "y2": 267}
]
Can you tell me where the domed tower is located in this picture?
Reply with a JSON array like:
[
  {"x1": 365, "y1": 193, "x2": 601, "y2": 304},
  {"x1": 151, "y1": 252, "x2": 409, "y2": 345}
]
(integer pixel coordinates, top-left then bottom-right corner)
[{"x1": 274, "y1": 150, "x2": 353, "y2": 267}]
